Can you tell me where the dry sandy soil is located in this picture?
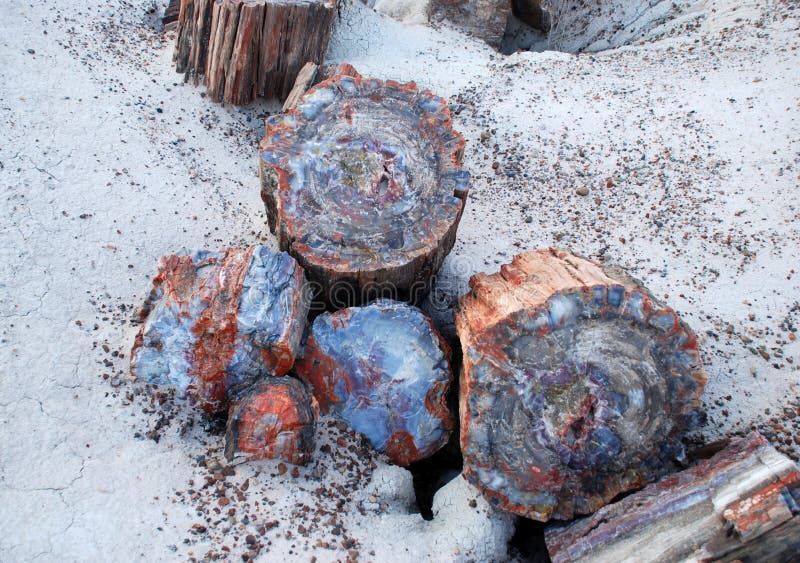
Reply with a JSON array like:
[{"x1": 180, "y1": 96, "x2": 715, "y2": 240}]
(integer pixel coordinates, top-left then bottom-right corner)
[{"x1": 1, "y1": 0, "x2": 799, "y2": 561}]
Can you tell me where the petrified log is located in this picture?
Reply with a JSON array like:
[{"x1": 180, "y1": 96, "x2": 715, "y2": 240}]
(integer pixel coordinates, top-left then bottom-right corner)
[
  {"x1": 294, "y1": 299, "x2": 454, "y2": 466},
  {"x1": 173, "y1": 0, "x2": 336, "y2": 104},
  {"x1": 455, "y1": 248, "x2": 707, "y2": 521},
  {"x1": 545, "y1": 432, "x2": 800, "y2": 562},
  {"x1": 432, "y1": 0, "x2": 513, "y2": 47},
  {"x1": 225, "y1": 377, "x2": 318, "y2": 465},
  {"x1": 281, "y1": 61, "x2": 362, "y2": 112},
  {"x1": 131, "y1": 246, "x2": 310, "y2": 413},
  {"x1": 259, "y1": 74, "x2": 469, "y2": 308}
]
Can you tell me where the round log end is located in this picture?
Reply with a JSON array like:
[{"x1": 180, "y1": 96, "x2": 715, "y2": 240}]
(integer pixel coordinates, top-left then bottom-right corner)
[
  {"x1": 455, "y1": 248, "x2": 707, "y2": 521},
  {"x1": 294, "y1": 299, "x2": 455, "y2": 466},
  {"x1": 225, "y1": 377, "x2": 318, "y2": 465},
  {"x1": 259, "y1": 74, "x2": 469, "y2": 308}
]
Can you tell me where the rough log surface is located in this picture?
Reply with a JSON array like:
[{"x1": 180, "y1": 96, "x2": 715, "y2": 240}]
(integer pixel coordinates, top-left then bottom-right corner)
[
  {"x1": 225, "y1": 377, "x2": 318, "y2": 465},
  {"x1": 131, "y1": 246, "x2": 310, "y2": 413},
  {"x1": 294, "y1": 299, "x2": 454, "y2": 466},
  {"x1": 545, "y1": 432, "x2": 800, "y2": 563},
  {"x1": 455, "y1": 248, "x2": 707, "y2": 521},
  {"x1": 173, "y1": 0, "x2": 336, "y2": 104},
  {"x1": 259, "y1": 74, "x2": 468, "y2": 308},
  {"x1": 432, "y1": 0, "x2": 512, "y2": 47}
]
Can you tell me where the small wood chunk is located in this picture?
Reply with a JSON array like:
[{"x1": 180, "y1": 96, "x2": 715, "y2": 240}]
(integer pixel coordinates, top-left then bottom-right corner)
[
  {"x1": 282, "y1": 62, "x2": 363, "y2": 112},
  {"x1": 294, "y1": 299, "x2": 454, "y2": 466},
  {"x1": 545, "y1": 432, "x2": 800, "y2": 562},
  {"x1": 225, "y1": 377, "x2": 318, "y2": 465},
  {"x1": 259, "y1": 74, "x2": 469, "y2": 308},
  {"x1": 131, "y1": 246, "x2": 310, "y2": 413},
  {"x1": 455, "y1": 248, "x2": 707, "y2": 521},
  {"x1": 432, "y1": 0, "x2": 513, "y2": 47},
  {"x1": 173, "y1": 0, "x2": 336, "y2": 104}
]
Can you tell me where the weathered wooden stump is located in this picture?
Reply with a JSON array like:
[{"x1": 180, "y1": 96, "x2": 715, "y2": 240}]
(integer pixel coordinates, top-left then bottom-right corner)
[
  {"x1": 173, "y1": 0, "x2": 336, "y2": 104},
  {"x1": 432, "y1": 0, "x2": 513, "y2": 47},
  {"x1": 225, "y1": 377, "x2": 318, "y2": 465},
  {"x1": 259, "y1": 74, "x2": 469, "y2": 308},
  {"x1": 455, "y1": 248, "x2": 707, "y2": 521},
  {"x1": 294, "y1": 299, "x2": 454, "y2": 466},
  {"x1": 546, "y1": 432, "x2": 800, "y2": 562},
  {"x1": 131, "y1": 246, "x2": 310, "y2": 413}
]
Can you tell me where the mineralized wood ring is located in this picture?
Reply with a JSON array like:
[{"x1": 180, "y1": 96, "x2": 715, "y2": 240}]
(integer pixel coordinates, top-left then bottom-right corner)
[
  {"x1": 455, "y1": 248, "x2": 707, "y2": 521},
  {"x1": 259, "y1": 75, "x2": 469, "y2": 308}
]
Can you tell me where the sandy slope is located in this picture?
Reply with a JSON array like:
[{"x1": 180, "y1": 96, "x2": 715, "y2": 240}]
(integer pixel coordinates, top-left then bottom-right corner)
[{"x1": 0, "y1": 0, "x2": 798, "y2": 561}]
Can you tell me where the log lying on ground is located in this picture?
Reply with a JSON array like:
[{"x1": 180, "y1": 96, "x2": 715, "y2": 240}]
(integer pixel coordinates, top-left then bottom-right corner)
[
  {"x1": 259, "y1": 74, "x2": 469, "y2": 308},
  {"x1": 546, "y1": 432, "x2": 800, "y2": 562},
  {"x1": 131, "y1": 246, "x2": 310, "y2": 413},
  {"x1": 225, "y1": 377, "x2": 318, "y2": 465},
  {"x1": 294, "y1": 299, "x2": 454, "y2": 466},
  {"x1": 432, "y1": 0, "x2": 513, "y2": 47},
  {"x1": 455, "y1": 248, "x2": 707, "y2": 521},
  {"x1": 173, "y1": 0, "x2": 336, "y2": 104}
]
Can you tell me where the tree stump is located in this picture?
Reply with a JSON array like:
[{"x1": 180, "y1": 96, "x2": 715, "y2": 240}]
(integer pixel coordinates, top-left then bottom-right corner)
[
  {"x1": 432, "y1": 1, "x2": 513, "y2": 47},
  {"x1": 173, "y1": 0, "x2": 336, "y2": 104},
  {"x1": 455, "y1": 248, "x2": 707, "y2": 521},
  {"x1": 131, "y1": 246, "x2": 311, "y2": 413},
  {"x1": 225, "y1": 377, "x2": 318, "y2": 465},
  {"x1": 294, "y1": 299, "x2": 454, "y2": 466},
  {"x1": 545, "y1": 432, "x2": 800, "y2": 562},
  {"x1": 259, "y1": 74, "x2": 469, "y2": 308}
]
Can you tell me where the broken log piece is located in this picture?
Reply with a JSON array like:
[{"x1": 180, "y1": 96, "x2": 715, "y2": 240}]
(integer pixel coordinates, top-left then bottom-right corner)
[
  {"x1": 281, "y1": 62, "x2": 362, "y2": 112},
  {"x1": 545, "y1": 432, "x2": 800, "y2": 562},
  {"x1": 259, "y1": 75, "x2": 469, "y2": 308},
  {"x1": 432, "y1": 0, "x2": 513, "y2": 47},
  {"x1": 455, "y1": 248, "x2": 707, "y2": 521},
  {"x1": 131, "y1": 246, "x2": 311, "y2": 413},
  {"x1": 225, "y1": 377, "x2": 318, "y2": 465},
  {"x1": 173, "y1": 0, "x2": 336, "y2": 104},
  {"x1": 294, "y1": 299, "x2": 454, "y2": 466}
]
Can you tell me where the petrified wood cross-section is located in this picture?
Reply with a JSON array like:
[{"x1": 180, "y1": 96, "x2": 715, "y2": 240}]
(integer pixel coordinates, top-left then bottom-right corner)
[
  {"x1": 545, "y1": 432, "x2": 800, "y2": 562},
  {"x1": 131, "y1": 246, "x2": 310, "y2": 413},
  {"x1": 173, "y1": 0, "x2": 336, "y2": 104},
  {"x1": 225, "y1": 376, "x2": 318, "y2": 465},
  {"x1": 455, "y1": 248, "x2": 707, "y2": 521},
  {"x1": 259, "y1": 75, "x2": 469, "y2": 308},
  {"x1": 294, "y1": 299, "x2": 454, "y2": 466}
]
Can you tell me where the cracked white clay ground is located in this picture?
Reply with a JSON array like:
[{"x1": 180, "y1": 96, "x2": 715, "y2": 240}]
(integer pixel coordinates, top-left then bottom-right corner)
[{"x1": 1, "y1": 0, "x2": 799, "y2": 561}]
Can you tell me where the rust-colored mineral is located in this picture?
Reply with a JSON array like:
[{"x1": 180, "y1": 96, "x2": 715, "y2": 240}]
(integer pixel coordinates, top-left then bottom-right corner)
[
  {"x1": 225, "y1": 377, "x2": 318, "y2": 465},
  {"x1": 455, "y1": 248, "x2": 707, "y2": 521},
  {"x1": 259, "y1": 74, "x2": 469, "y2": 308},
  {"x1": 131, "y1": 246, "x2": 310, "y2": 413},
  {"x1": 294, "y1": 299, "x2": 454, "y2": 466}
]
